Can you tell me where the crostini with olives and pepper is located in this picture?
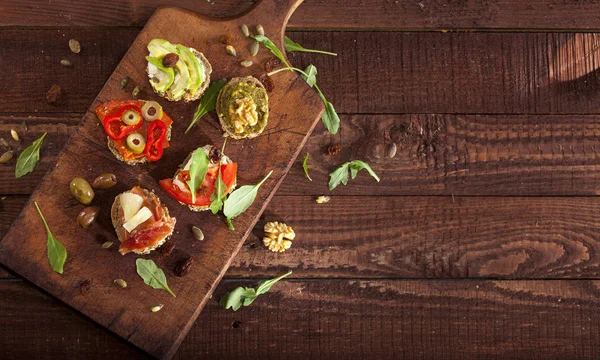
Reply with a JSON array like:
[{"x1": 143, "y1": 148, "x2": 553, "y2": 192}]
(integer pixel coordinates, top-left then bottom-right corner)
[{"x1": 95, "y1": 100, "x2": 172, "y2": 165}]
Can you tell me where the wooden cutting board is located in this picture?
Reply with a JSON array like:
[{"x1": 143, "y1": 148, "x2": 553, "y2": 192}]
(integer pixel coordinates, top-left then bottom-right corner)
[{"x1": 0, "y1": 1, "x2": 323, "y2": 359}]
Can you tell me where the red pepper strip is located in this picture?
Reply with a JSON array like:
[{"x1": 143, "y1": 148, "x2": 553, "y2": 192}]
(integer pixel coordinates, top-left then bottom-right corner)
[
  {"x1": 101, "y1": 105, "x2": 143, "y2": 140},
  {"x1": 144, "y1": 120, "x2": 167, "y2": 162}
]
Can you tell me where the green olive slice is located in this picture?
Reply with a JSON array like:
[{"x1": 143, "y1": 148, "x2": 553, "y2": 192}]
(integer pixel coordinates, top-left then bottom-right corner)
[
  {"x1": 126, "y1": 133, "x2": 146, "y2": 154},
  {"x1": 122, "y1": 109, "x2": 141, "y2": 125},
  {"x1": 141, "y1": 101, "x2": 163, "y2": 122}
]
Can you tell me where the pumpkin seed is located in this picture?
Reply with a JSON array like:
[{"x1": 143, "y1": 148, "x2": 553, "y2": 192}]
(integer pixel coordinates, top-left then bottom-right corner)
[
  {"x1": 241, "y1": 24, "x2": 250, "y2": 37},
  {"x1": 0, "y1": 138, "x2": 8, "y2": 148},
  {"x1": 114, "y1": 279, "x2": 127, "y2": 288},
  {"x1": 151, "y1": 304, "x2": 164, "y2": 312},
  {"x1": 0, "y1": 151, "x2": 13, "y2": 164},
  {"x1": 250, "y1": 41, "x2": 259, "y2": 56},
  {"x1": 315, "y1": 195, "x2": 330, "y2": 204},
  {"x1": 256, "y1": 24, "x2": 265, "y2": 36},
  {"x1": 241, "y1": 60, "x2": 253, "y2": 67},
  {"x1": 387, "y1": 143, "x2": 397, "y2": 158},
  {"x1": 10, "y1": 129, "x2": 19, "y2": 142},
  {"x1": 21, "y1": 122, "x2": 27, "y2": 131},
  {"x1": 120, "y1": 76, "x2": 130, "y2": 89},
  {"x1": 192, "y1": 226, "x2": 204, "y2": 241},
  {"x1": 60, "y1": 59, "x2": 72, "y2": 67},
  {"x1": 226, "y1": 45, "x2": 237, "y2": 57},
  {"x1": 101, "y1": 241, "x2": 113, "y2": 249},
  {"x1": 132, "y1": 85, "x2": 141, "y2": 99},
  {"x1": 69, "y1": 39, "x2": 81, "y2": 54}
]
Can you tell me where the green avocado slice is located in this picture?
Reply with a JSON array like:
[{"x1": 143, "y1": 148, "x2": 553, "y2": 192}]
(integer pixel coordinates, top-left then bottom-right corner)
[
  {"x1": 170, "y1": 59, "x2": 191, "y2": 99},
  {"x1": 147, "y1": 38, "x2": 178, "y2": 58},
  {"x1": 176, "y1": 45, "x2": 203, "y2": 95},
  {"x1": 145, "y1": 56, "x2": 175, "y2": 92}
]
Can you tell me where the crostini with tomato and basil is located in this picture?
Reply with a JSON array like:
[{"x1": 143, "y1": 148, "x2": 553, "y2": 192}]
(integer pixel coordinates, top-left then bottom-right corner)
[
  {"x1": 159, "y1": 145, "x2": 237, "y2": 212},
  {"x1": 95, "y1": 100, "x2": 172, "y2": 165}
]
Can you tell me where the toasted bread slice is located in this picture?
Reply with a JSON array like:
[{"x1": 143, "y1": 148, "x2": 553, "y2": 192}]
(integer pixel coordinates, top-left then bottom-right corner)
[
  {"x1": 106, "y1": 124, "x2": 172, "y2": 165},
  {"x1": 111, "y1": 187, "x2": 175, "y2": 255}
]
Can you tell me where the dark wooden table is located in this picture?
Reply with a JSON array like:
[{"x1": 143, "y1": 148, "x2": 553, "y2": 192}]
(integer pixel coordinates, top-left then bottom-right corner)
[{"x1": 3, "y1": 1, "x2": 600, "y2": 359}]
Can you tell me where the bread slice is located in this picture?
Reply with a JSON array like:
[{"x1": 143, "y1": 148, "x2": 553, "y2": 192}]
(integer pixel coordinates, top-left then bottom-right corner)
[
  {"x1": 172, "y1": 145, "x2": 237, "y2": 212},
  {"x1": 107, "y1": 124, "x2": 172, "y2": 165},
  {"x1": 216, "y1": 76, "x2": 269, "y2": 139},
  {"x1": 111, "y1": 188, "x2": 175, "y2": 255},
  {"x1": 147, "y1": 48, "x2": 212, "y2": 103}
]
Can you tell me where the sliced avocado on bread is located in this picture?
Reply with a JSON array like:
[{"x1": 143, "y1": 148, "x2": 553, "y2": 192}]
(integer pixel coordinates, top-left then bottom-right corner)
[{"x1": 146, "y1": 38, "x2": 212, "y2": 102}]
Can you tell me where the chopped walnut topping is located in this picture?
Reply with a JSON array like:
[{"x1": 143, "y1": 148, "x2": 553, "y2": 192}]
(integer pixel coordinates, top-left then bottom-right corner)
[
  {"x1": 229, "y1": 97, "x2": 259, "y2": 134},
  {"x1": 263, "y1": 221, "x2": 295, "y2": 253}
]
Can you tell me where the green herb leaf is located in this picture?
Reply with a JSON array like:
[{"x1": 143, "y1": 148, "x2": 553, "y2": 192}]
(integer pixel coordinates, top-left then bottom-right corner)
[
  {"x1": 284, "y1": 36, "x2": 337, "y2": 56},
  {"x1": 302, "y1": 153, "x2": 312, "y2": 181},
  {"x1": 185, "y1": 79, "x2": 227, "y2": 134},
  {"x1": 186, "y1": 148, "x2": 210, "y2": 204},
  {"x1": 329, "y1": 160, "x2": 380, "y2": 191},
  {"x1": 220, "y1": 271, "x2": 292, "y2": 311},
  {"x1": 15, "y1": 132, "x2": 47, "y2": 178},
  {"x1": 135, "y1": 258, "x2": 176, "y2": 297},
  {"x1": 251, "y1": 35, "x2": 291, "y2": 68},
  {"x1": 223, "y1": 170, "x2": 273, "y2": 221},
  {"x1": 301, "y1": 65, "x2": 318, "y2": 88},
  {"x1": 34, "y1": 201, "x2": 67, "y2": 274},
  {"x1": 321, "y1": 101, "x2": 340, "y2": 135},
  {"x1": 210, "y1": 170, "x2": 227, "y2": 214}
]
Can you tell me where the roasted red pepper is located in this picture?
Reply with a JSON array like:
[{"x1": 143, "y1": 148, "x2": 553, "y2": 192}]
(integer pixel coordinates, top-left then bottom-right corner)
[
  {"x1": 144, "y1": 120, "x2": 167, "y2": 162},
  {"x1": 102, "y1": 105, "x2": 143, "y2": 140}
]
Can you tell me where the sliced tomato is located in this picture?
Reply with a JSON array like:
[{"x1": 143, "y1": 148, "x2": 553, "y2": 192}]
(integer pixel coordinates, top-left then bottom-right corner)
[{"x1": 160, "y1": 163, "x2": 237, "y2": 206}]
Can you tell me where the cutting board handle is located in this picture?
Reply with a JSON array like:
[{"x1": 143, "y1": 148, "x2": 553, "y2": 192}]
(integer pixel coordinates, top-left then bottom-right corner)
[{"x1": 239, "y1": 0, "x2": 303, "y2": 49}]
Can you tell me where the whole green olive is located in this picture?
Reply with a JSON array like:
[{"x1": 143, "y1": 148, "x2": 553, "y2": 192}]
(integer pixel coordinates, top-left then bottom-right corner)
[
  {"x1": 92, "y1": 173, "x2": 117, "y2": 189},
  {"x1": 77, "y1": 206, "x2": 100, "y2": 229},
  {"x1": 70, "y1": 177, "x2": 95, "y2": 205}
]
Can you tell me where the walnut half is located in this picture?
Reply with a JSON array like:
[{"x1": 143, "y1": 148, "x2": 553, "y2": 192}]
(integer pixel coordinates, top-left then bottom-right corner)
[{"x1": 263, "y1": 221, "x2": 295, "y2": 253}]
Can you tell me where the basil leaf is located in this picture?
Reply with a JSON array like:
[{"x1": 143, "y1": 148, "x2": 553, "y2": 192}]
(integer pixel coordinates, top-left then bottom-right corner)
[
  {"x1": 329, "y1": 160, "x2": 380, "y2": 191},
  {"x1": 302, "y1": 153, "x2": 312, "y2": 181},
  {"x1": 223, "y1": 170, "x2": 273, "y2": 221},
  {"x1": 301, "y1": 65, "x2": 318, "y2": 88},
  {"x1": 251, "y1": 35, "x2": 291, "y2": 68},
  {"x1": 34, "y1": 201, "x2": 67, "y2": 274},
  {"x1": 220, "y1": 271, "x2": 291, "y2": 311},
  {"x1": 186, "y1": 148, "x2": 210, "y2": 203},
  {"x1": 256, "y1": 271, "x2": 292, "y2": 296},
  {"x1": 284, "y1": 36, "x2": 337, "y2": 56},
  {"x1": 209, "y1": 170, "x2": 227, "y2": 214},
  {"x1": 136, "y1": 258, "x2": 176, "y2": 297},
  {"x1": 328, "y1": 163, "x2": 349, "y2": 191},
  {"x1": 15, "y1": 132, "x2": 47, "y2": 178},
  {"x1": 321, "y1": 101, "x2": 340, "y2": 135},
  {"x1": 185, "y1": 79, "x2": 227, "y2": 134}
]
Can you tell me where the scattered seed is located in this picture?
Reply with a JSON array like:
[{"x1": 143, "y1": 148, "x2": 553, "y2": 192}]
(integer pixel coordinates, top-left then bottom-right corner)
[
  {"x1": 120, "y1": 76, "x2": 130, "y2": 89},
  {"x1": 192, "y1": 226, "x2": 204, "y2": 241},
  {"x1": 0, "y1": 138, "x2": 8, "y2": 148},
  {"x1": 256, "y1": 24, "x2": 265, "y2": 36},
  {"x1": 0, "y1": 151, "x2": 13, "y2": 164},
  {"x1": 226, "y1": 45, "x2": 237, "y2": 57},
  {"x1": 46, "y1": 84, "x2": 62, "y2": 104},
  {"x1": 151, "y1": 304, "x2": 164, "y2": 312},
  {"x1": 101, "y1": 241, "x2": 113, "y2": 249},
  {"x1": 387, "y1": 143, "x2": 398, "y2": 158},
  {"x1": 250, "y1": 41, "x2": 259, "y2": 56},
  {"x1": 241, "y1": 24, "x2": 250, "y2": 37},
  {"x1": 114, "y1": 279, "x2": 127, "y2": 288},
  {"x1": 241, "y1": 60, "x2": 253, "y2": 67},
  {"x1": 0, "y1": 196, "x2": 5, "y2": 200},
  {"x1": 315, "y1": 195, "x2": 331, "y2": 204},
  {"x1": 10, "y1": 129, "x2": 19, "y2": 142},
  {"x1": 132, "y1": 85, "x2": 141, "y2": 99},
  {"x1": 69, "y1": 39, "x2": 81, "y2": 54},
  {"x1": 60, "y1": 59, "x2": 72, "y2": 67},
  {"x1": 21, "y1": 122, "x2": 28, "y2": 131}
]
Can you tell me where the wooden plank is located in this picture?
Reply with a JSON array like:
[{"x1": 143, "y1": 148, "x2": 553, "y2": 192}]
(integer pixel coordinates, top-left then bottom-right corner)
[
  {"x1": 4, "y1": 195, "x2": 600, "y2": 279},
  {"x1": 0, "y1": 3, "x2": 325, "y2": 359},
  {"x1": 1, "y1": 279, "x2": 599, "y2": 359},
  {"x1": 6, "y1": 113, "x2": 600, "y2": 196},
  {"x1": 2, "y1": 0, "x2": 600, "y2": 30},
  {"x1": 4, "y1": 30, "x2": 600, "y2": 115}
]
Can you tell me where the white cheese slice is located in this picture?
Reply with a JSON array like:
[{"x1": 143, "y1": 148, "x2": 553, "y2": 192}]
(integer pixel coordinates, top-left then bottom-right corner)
[
  {"x1": 123, "y1": 206, "x2": 153, "y2": 233},
  {"x1": 120, "y1": 193, "x2": 144, "y2": 222}
]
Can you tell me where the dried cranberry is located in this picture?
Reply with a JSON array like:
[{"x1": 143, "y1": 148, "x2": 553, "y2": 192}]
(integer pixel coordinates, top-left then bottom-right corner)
[
  {"x1": 264, "y1": 56, "x2": 282, "y2": 72},
  {"x1": 158, "y1": 241, "x2": 175, "y2": 257},
  {"x1": 46, "y1": 84, "x2": 62, "y2": 104},
  {"x1": 162, "y1": 53, "x2": 179, "y2": 68},
  {"x1": 219, "y1": 34, "x2": 235, "y2": 45},
  {"x1": 174, "y1": 256, "x2": 194, "y2": 277},
  {"x1": 259, "y1": 74, "x2": 275, "y2": 93},
  {"x1": 325, "y1": 143, "x2": 341, "y2": 156},
  {"x1": 209, "y1": 147, "x2": 222, "y2": 164}
]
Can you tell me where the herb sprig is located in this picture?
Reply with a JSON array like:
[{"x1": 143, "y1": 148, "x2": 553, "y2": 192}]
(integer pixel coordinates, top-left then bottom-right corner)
[
  {"x1": 15, "y1": 132, "x2": 47, "y2": 178},
  {"x1": 302, "y1": 153, "x2": 312, "y2": 181},
  {"x1": 136, "y1": 258, "x2": 176, "y2": 297},
  {"x1": 329, "y1": 160, "x2": 380, "y2": 190},
  {"x1": 185, "y1": 79, "x2": 227, "y2": 134},
  {"x1": 34, "y1": 201, "x2": 67, "y2": 274},
  {"x1": 223, "y1": 170, "x2": 273, "y2": 230},
  {"x1": 284, "y1": 36, "x2": 337, "y2": 56},
  {"x1": 220, "y1": 271, "x2": 292, "y2": 311}
]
